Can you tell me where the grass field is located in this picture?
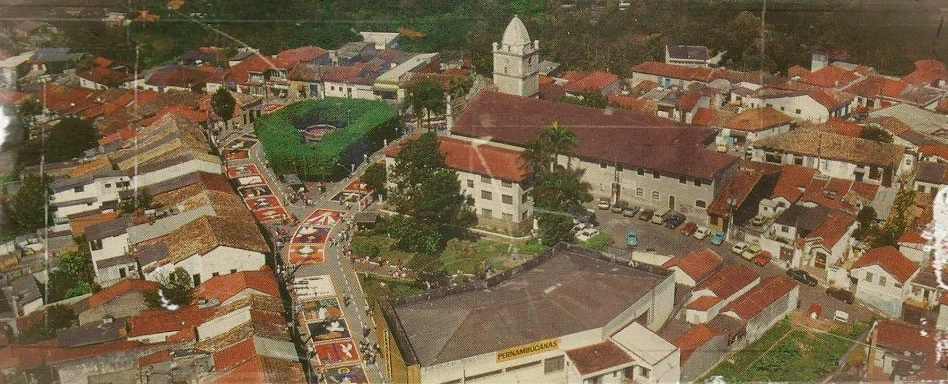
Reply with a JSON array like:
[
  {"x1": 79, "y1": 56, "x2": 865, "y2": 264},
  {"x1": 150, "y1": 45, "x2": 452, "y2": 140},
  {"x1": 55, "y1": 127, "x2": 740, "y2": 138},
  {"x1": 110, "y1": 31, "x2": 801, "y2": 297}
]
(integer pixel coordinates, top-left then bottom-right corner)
[
  {"x1": 357, "y1": 273, "x2": 424, "y2": 306},
  {"x1": 351, "y1": 232, "x2": 516, "y2": 275},
  {"x1": 703, "y1": 318, "x2": 868, "y2": 383}
]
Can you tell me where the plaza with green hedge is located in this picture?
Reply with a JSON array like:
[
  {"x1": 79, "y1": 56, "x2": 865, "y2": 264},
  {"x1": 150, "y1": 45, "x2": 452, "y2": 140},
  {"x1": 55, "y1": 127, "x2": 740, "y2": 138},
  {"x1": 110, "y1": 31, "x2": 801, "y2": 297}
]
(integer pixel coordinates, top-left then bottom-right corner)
[{"x1": 254, "y1": 98, "x2": 399, "y2": 181}]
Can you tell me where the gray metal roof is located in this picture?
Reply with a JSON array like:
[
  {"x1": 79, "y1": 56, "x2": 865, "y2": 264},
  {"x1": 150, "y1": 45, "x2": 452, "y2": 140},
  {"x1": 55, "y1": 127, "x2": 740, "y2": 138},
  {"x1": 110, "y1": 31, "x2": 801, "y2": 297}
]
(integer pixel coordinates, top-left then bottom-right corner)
[
  {"x1": 32, "y1": 48, "x2": 71, "y2": 62},
  {"x1": 133, "y1": 241, "x2": 168, "y2": 266},
  {"x1": 666, "y1": 45, "x2": 710, "y2": 61},
  {"x1": 774, "y1": 204, "x2": 831, "y2": 233},
  {"x1": 55, "y1": 318, "x2": 127, "y2": 348},
  {"x1": 11, "y1": 275, "x2": 42, "y2": 306},
  {"x1": 126, "y1": 205, "x2": 215, "y2": 244},
  {"x1": 95, "y1": 254, "x2": 135, "y2": 269},
  {"x1": 85, "y1": 217, "x2": 132, "y2": 241}
]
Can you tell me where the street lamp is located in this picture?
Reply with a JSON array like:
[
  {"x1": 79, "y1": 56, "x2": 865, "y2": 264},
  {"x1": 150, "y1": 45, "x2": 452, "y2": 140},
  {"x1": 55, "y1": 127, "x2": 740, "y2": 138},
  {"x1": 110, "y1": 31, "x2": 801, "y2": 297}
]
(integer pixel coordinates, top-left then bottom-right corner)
[{"x1": 726, "y1": 196, "x2": 737, "y2": 241}]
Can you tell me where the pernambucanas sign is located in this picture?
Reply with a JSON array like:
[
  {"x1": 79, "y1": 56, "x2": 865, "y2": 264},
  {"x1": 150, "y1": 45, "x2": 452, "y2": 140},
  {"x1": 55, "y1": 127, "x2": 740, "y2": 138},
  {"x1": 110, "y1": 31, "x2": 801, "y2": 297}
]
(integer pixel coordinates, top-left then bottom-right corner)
[{"x1": 495, "y1": 338, "x2": 560, "y2": 363}]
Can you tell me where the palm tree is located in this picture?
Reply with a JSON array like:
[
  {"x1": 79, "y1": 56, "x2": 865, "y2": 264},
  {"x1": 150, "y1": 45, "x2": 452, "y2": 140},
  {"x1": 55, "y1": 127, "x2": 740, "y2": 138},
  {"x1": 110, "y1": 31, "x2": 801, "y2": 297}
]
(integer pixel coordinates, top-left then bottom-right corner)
[{"x1": 544, "y1": 121, "x2": 578, "y2": 170}]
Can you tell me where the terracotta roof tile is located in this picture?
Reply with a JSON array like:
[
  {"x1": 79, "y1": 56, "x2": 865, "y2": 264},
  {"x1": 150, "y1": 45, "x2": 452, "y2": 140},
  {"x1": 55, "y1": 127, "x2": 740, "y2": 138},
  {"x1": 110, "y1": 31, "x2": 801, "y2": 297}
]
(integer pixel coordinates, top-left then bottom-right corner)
[
  {"x1": 690, "y1": 108, "x2": 737, "y2": 127},
  {"x1": 208, "y1": 355, "x2": 306, "y2": 384},
  {"x1": 127, "y1": 305, "x2": 217, "y2": 338},
  {"x1": 632, "y1": 61, "x2": 714, "y2": 82},
  {"x1": 843, "y1": 75, "x2": 908, "y2": 99},
  {"x1": 806, "y1": 213, "x2": 855, "y2": 249},
  {"x1": 193, "y1": 269, "x2": 280, "y2": 304},
  {"x1": 564, "y1": 341, "x2": 633, "y2": 375},
  {"x1": 607, "y1": 94, "x2": 649, "y2": 112},
  {"x1": 899, "y1": 230, "x2": 928, "y2": 245},
  {"x1": 903, "y1": 59, "x2": 948, "y2": 85},
  {"x1": 723, "y1": 107, "x2": 792, "y2": 132},
  {"x1": 787, "y1": 65, "x2": 809, "y2": 79},
  {"x1": 801, "y1": 65, "x2": 859, "y2": 88},
  {"x1": 708, "y1": 169, "x2": 763, "y2": 217},
  {"x1": 807, "y1": 87, "x2": 855, "y2": 109},
  {"x1": 662, "y1": 249, "x2": 723, "y2": 282},
  {"x1": 808, "y1": 118, "x2": 862, "y2": 138},
  {"x1": 920, "y1": 144, "x2": 948, "y2": 161},
  {"x1": 693, "y1": 264, "x2": 759, "y2": 300},
  {"x1": 563, "y1": 71, "x2": 620, "y2": 94},
  {"x1": 685, "y1": 295, "x2": 720, "y2": 311},
  {"x1": 158, "y1": 214, "x2": 269, "y2": 265},
  {"x1": 453, "y1": 90, "x2": 738, "y2": 180},
  {"x1": 672, "y1": 324, "x2": 726, "y2": 364},
  {"x1": 677, "y1": 92, "x2": 701, "y2": 112},
  {"x1": 138, "y1": 349, "x2": 174, "y2": 366},
  {"x1": 722, "y1": 275, "x2": 797, "y2": 320},
  {"x1": 0, "y1": 90, "x2": 29, "y2": 106},
  {"x1": 88, "y1": 278, "x2": 158, "y2": 308},
  {"x1": 68, "y1": 210, "x2": 119, "y2": 237},
  {"x1": 852, "y1": 246, "x2": 919, "y2": 283},
  {"x1": 753, "y1": 129, "x2": 905, "y2": 168}
]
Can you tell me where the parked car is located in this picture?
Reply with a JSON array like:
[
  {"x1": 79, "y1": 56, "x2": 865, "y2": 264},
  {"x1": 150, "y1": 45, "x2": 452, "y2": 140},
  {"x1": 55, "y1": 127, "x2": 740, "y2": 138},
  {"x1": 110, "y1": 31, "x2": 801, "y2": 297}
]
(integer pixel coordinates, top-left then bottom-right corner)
[
  {"x1": 680, "y1": 222, "x2": 698, "y2": 236},
  {"x1": 693, "y1": 226, "x2": 710, "y2": 240},
  {"x1": 622, "y1": 205, "x2": 641, "y2": 217},
  {"x1": 709, "y1": 231, "x2": 725, "y2": 245},
  {"x1": 826, "y1": 287, "x2": 855, "y2": 304},
  {"x1": 625, "y1": 229, "x2": 638, "y2": 247},
  {"x1": 575, "y1": 228, "x2": 600, "y2": 242},
  {"x1": 652, "y1": 209, "x2": 671, "y2": 224},
  {"x1": 571, "y1": 208, "x2": 598, "y2": 226},
  {"x1": 572, "y1": 222, "x2": 591, "y2": 233},
  {"x1": 753, "y1": 251, "x2": 772, "y2": 266},
  {"x1": 597, "y1": 198, "x2": 611, "y2": 210},
  {"x1": 664, "y1": 213, "x2": 685, "y2": 229},
  {"x1": 787, "y1": 268, "x2": 818, "y2": 286},
  {"x1": 741, "y1": 244, "x2": 762, "y2": 260},
  {"x1": 611, "y1": 200, "x2": 629, "y2": 213},
  {"x1": 730, "y1": 242, "x2": 749, "y2": 255},
  {"x1": 639, "y1": 208, "x2": 655, "y2": 221}
]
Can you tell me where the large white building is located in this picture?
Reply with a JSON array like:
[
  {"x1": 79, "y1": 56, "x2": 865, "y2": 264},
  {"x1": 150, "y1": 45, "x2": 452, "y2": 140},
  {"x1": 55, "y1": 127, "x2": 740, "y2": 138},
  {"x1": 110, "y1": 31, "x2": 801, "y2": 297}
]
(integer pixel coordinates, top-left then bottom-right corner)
[
  {"x1": 493, "y1": 16, "x2": 540, "y2": 98},
  {"x1": 375, "y1": 244, "x2": 677, "y2": 384}
]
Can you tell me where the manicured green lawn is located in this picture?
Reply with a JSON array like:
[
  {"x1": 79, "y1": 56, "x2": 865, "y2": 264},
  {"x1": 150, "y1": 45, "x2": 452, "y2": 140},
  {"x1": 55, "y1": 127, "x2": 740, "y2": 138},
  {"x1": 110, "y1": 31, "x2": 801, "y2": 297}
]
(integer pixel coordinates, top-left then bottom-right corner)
[
  {"x1": 351, "y1": 232, "x2": 518, "y2": 275},
  {"x1": 703, "y1": 318, "x2": 868, "y2": 383},
  {"x1": 357, "y1": 273, "x2": 424, "y2": 306}
]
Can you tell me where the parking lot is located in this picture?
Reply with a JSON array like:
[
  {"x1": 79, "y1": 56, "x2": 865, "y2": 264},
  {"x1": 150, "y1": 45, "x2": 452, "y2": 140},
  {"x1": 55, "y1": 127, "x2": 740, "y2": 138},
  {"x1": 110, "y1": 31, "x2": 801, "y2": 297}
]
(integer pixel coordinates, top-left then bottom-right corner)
[{"x1": 588, "y1": 206, "x2": 882, "y2": 324}]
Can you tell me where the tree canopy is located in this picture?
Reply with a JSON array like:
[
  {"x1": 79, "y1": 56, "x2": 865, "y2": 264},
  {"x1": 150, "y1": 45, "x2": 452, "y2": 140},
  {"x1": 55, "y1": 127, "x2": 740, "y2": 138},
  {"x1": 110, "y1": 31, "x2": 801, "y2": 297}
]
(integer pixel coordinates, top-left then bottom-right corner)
[
  {"x1": 16, "y1": 117, "x2": 98, "y2": 168},
  {"x1": 7, "y1": 174, "x2": 51, "y2": 233},
  {"x1": 387, "y1": 132, "x2": 476, "y2": 264},
  {"x1": 404, "y1": 79, "x2": 446, "y2": 130},
  {"x1": 210, "y1": 88, "x2": 237, "y2": 122},
  {"x1": 145, "y1": 267, "x2": 194, "y2": 308},
  {"x1": 47, "y1": 240, "x2": 100, "y2": 302},
  {"x1": 360, "y1": 162, "x2": 387, "y2": 195}
]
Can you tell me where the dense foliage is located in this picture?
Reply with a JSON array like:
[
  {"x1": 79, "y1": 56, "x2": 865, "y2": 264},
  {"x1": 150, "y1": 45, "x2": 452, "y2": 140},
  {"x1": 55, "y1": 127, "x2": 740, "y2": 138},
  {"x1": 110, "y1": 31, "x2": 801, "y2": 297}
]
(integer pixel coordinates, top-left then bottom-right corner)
[
  {"x1": 210, "y1": 88, "x2": 236, "y2": 122},
  {"x1": 254, "y1": 98, "x2": 398, "y2": 180},
  {"x1": 6, "y1": 174, "x2": 52, "y2": 233},
  {"x1": 144, "y1": 267, "x2": 194, "y2": 308},
  {"x1": 386, "y1": 132, "x2": 476, "y2": 269},
  {"x1": 16, "y1": 304, "x2": 77, "y2": 344},
  {"x1": 360, "y1": 162, "x2": 387, "y2": 196},
  {"x1": 16, "y1": 117, "x2": 98, "y2": 168},
  {"x1": 47, "y1": 237, "x2": 100, "y2": 303},
  {"x1": 405, "y1": 79, "x2": 446, "y2": 129}
]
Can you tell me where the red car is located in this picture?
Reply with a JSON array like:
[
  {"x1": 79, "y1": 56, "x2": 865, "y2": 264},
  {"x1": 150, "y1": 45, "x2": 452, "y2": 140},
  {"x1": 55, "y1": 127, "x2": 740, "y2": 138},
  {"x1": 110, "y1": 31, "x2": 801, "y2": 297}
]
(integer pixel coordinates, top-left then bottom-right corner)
[
  {"x1": 753, "y1": 251, "x2": 772, "y2": 266},
  {"x1": 680, "y1": 221, "x2": 698, "y2": 236}
]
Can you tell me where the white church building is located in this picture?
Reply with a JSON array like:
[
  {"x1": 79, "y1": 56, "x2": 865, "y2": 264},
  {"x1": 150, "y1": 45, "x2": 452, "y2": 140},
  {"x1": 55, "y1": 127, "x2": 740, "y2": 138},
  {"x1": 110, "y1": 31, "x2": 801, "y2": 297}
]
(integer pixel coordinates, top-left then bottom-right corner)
[{"x1": 492, "y1": 15, "x2": 540, "y2": 98}]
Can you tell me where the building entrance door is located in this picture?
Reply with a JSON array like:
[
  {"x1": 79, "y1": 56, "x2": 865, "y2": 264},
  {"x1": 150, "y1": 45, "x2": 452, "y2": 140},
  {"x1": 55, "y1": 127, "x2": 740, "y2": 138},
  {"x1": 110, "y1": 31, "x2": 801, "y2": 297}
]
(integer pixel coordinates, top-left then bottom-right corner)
[{"x1": 669, "y1": 195, "x2": 675, "y2": 210}]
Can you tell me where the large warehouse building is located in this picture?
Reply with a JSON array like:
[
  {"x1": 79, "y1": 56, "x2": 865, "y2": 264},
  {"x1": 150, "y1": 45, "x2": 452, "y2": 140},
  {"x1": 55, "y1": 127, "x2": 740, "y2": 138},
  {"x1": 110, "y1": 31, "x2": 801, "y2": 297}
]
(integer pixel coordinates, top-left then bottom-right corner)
[{"x1": 374, "y1": 243, "x2": 679, "y2": 384}]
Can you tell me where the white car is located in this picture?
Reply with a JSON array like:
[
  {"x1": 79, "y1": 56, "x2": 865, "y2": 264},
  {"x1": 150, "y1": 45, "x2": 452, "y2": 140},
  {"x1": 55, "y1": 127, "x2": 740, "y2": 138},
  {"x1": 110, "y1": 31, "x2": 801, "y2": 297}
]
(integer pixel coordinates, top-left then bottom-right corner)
[
  {"x1": 731, "y1": 242, "x2": 749, "y2": 255},
  {"x1": 693, "y1": 226, "x2": 710, "y2": 240},
  {"x1": 596, "y1": 198, "x2": 611, "y2": 210},
  {"x1": 575, "y1": 228, "x2": 601, "y2": 242}
]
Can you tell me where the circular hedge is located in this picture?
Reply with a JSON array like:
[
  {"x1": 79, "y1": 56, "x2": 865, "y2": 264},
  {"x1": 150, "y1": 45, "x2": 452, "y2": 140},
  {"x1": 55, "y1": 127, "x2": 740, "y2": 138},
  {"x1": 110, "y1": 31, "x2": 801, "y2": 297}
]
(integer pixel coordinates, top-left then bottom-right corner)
[{"x1": 254, "y1": 98, "x2": 399, "y2": 181}]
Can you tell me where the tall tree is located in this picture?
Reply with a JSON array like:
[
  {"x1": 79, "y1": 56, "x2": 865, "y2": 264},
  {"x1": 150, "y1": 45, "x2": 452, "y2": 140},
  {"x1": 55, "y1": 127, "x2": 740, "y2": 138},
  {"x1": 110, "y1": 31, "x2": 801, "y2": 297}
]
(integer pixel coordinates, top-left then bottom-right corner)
[
  {"x1": 528, "y1": 167, "x2": 593, "y2": 245},
  {"x1": 7, "y1": 174, "x2": 51, "y2": 232},
  {"x1": 522, "y1": 122, "x2": 579, "y2": 173},
  {"x1": 404, "y1": 79, "x2": 446, "y2": 130},
  {"x1": 387, "y1": 132, "x2": 476, "y2": 259},
  {"x1": 16, "y1": 98, "x2": 42, "y2": 129},
  {"x1": 145, "y1": 267, "x2": 194, "y2": 308},
  {"x1": 361, "y1": 162, "x2": 387, "y2": 195},
  {"x1": 16, "y1": 304, "x2": 76, "y2": 344},
  {"x1": 210, "y1": 88, "x2": 237, "y2": 122}
]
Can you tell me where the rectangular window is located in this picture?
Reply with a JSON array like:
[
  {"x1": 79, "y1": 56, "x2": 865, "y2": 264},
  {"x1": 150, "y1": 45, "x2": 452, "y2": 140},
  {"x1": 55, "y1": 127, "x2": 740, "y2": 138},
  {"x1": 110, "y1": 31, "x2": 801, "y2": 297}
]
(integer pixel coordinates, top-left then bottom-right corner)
[
  {"x1": 600, "y1": 162, "x2": 607, "y2": 168},
  {"x1": 481, "y1": 208, "x2": 492, "y2": 218},
  {"x1": 192, "y1": 274, "x2": 202, "y2": 286},
  {"x1": 74, "y1": 186, "x2": 84, "y2": 193},
  {"x1": 481, "y1": 175, "x2": 491, "y2": 183},
  {"x1": 544, "y1": 356, "x2": 564, "y2": 374},
  {"x1": 879, "y1": 275, "x2": 887, "y2": 287},
  {"x1": 212, "y1": 272, "x2": 220, "y2": 277},
  {"x1": 502, "y1": 213, "x2": 513, "y2": 221},
  {"x1": 90, "y1": 239, "x2": 103, "y2": 251},
  {"x1": 230, "y1": 269, "x2": 237, "y2": 274},
  {"x1": 637, "y1": 168, "x2": 645, "y2": 176},
  {"x1": 481, "y1": 190, "x2": 492, "y2": 200},
  {"x1": 467, "y1": 180, "x2": 474, "y2": 188},
  {"x1": 501, "y1": 180, "x2": 512, "y2": 188},
  {"x1": 636, "y1": 188, "x2": 644, "y2": 197},
  {"x1": 466, "y1": 370, "x2": 501, "y2": 382},
  {"x1": 104, "y1": 183, "x2": 111, "y2": 188},
  {"x1": 652, "y1": 191, "x2": 660, "y2": 200},
  {"x1": 694, "y1": 179, "x2": 701, "y2": 187},
  {"x1": 794, "y1": 156, "x2": 804, "y2": 166},
  {"x1": 695, "y1": 200, "x2": 706, "y2": 208},
  {"x1": 781, "y1": 226, "x2": 789, "y2": 233},
  {"x1": 640, "y1": 367, "x2": 651, "y2": 378},
  {"x1": 502, "y1": 195, "x2": 513, "y2": 204},
  {"x1": 865, "y1": 272, "x2": 874, "y2": 283},
  {"x1": 795, "y1": 108, "x2": 802, "y2": 114},
  {"x1": 653, "y1": 171, "x2": 660, "y2": 179},
  {"x1": 119, "y1": 268, "x2": 126, "y2": 278},
  {"x1": 616, "y1": 164, "x2": 623, "y2": 172},
  {"x1": 679, "y1": 176, "x2": 686, "y2": 184},
  {"x1": 521, "y1": 211, "x2": 529, "y2": 221},
  {"x1": 505, "y1": 361, "x2": 540, "y2": 372}
]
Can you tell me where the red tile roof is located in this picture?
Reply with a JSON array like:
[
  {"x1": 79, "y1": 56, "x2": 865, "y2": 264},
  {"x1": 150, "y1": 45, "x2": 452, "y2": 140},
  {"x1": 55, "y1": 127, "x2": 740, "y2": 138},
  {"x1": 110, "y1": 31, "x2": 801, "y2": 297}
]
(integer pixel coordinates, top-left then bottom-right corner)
[
  {"x1": 677, "y1": 92, "x2": 701, "y2": 112},
  {"x1": 806, "y1": 213, "x2": 855, "y2": 249},
  {"x1": 722, "y1": 275, "x2": 797, "y2": 320},
  {"x1": 898, "y1": 230, "x2": 928, "y2": 245},
  {"x1": 213, "y1": 337, "x2": 257, "y2": 371},
  {"x1": 800, "y1": 65, "x2": 859, "y2": 88},
  {"x1": 127, "y1": 305, "x2": 217, "y2": 338},
  {"x1": 902, "y1": 59, "x2": 948, "y2": 86},
  {"x1": 685, "y1": 295, "x2": 721, "y2": 311},
  {"x1": 920, "y1": 144, "x2": 948, "y2": 161},
  {"x1": 385, "y1": 135, "x2": 531, "y2": 182},
  {"x1": 672, "y1": 324, "x2": 726, "y2": 364},
  {"x1": 0, "y1": 341, "x2": 56, "y2": 371},
  {"x1": 852, "y1": 246, "x2": 919, "y2": 283},
  {"x1": 193, "y1": 269, "x2": 280, "y2": 304},
  {"x1": 274, "y1": 46, "x2": 327, "y2": 64},
  {"x1": 843, "y1": 75, "x2": 908, "y2": 100},
  {"x1": 818, "y1": 118, "x2": 863, "y2": 138},
  {"x1": 138, "y1": 349, "x2": 174, "y2": 366},
  {"x1": 0, "y1": 90, "x2": 29, "y2": 106},
  {"x1": 708, "y1": 169, "x2": 763, "y2": 217},
  {"x1": 453, "y1": 90, "x2": 738, "y2": 180},
  {"x1": 694, "y1": 264, "x2": 759, "y2": 300},
  {"x1": 138, "y1": 104, "x2": 208, "y2": 126},
  {"x1": 78, "y1": 65, "x2": 136, "y2": 88},
  {"x1": 722, "y1": 107, "x2": 792, "y2": 132},
  {"x1": 207, "y1": 356, "x2": 305, "y2": 384},
  {"x1": 69, "y1": 211, "x2": 120, "y2": 237},
  {"x1": 807, "y1": 87, "x2": 855, "y2": 109},
  {"x1": 88, "y1": 278, "x2": 158, "y2": 308},
  {"x1": 662, "y1": 249, "x2": 723, "y2": 282},
  {"x1": 563, "y1": 71, "x2": 620, "y2": 94},
  {"x1": 146, "y1": 65, "x2": 221, "y2": 89},
  {"x1": 607, "y1": 94, "x2": 649, "y2": 112},
  {"x1": 690, "y1": 108, "x2": 737, "y2": 127},
  {"x1": 873, "y1": 320, "x2": 936, "y2": 355},
  {"x1": 800, "y1": 177, "x2": 854, "y2": 210},
  {"x1": 787, "y1": 65, "x2": 809, "y2": 79},
  {"x1": 564, "y1": 341, "x2": 633, "y2": 375}
]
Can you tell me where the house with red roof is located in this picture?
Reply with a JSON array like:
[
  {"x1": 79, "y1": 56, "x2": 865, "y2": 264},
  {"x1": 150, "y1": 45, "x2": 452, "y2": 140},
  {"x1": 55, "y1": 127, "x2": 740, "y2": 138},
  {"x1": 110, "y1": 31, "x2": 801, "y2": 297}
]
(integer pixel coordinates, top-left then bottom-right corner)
[
  {"x1": 800, "y1": 64, "x2": 862, "y2": 89},
  {"x1": 385, "y1": 134, "x2": 533, "y2": 231},
  {"x1": 757, "y1": 165, "x2": 817, "y2": 218},
  {"x1": 192, "y1": 269, "x2": 280, "y2": 305},
  {"x1": 850, "y1": 246, "x2": 920, "y2": 318},
  {"x1": 78, "y1": 278, "x2": 157, "y2": 325},
  {"x1": 684, "y1": 264, "x2": 760, "y2": 324},
  {"x1": 721, "y1": 107, "x2": 793, "y2": 144},
  {"x1": 864, "y1": 320, "x2": 948, "y2": 382},
  {"x1": 802, "y1": 212, "x2": 855, "y2": 271},
  {"x1": 562, "y1": 70, "x2": 621, "y2": 96},
  {"x1": 669, "y1": 324, "x2": 729, "y2": 382},
  {"x1": 143, "y1": 64, "x2": 221, "y2": 93},
  {"x1": 897, "y1": 230, "x2": 930, "y2": 265},
  {"x1": 661, "y1": 248, "x2": 723, "y2": 286},
  {"x1": 77, "y1": 57, "x2": 139, "y2": 90},
  {"x1": 902, "y1": 59, "x2": 948, "y2": 89},
  {"x1": 740, "y1": 85, "x2": 856, "y2": 123},
  {"x1": 716, "y1": 275, "x2": 799, "y2": 345}
]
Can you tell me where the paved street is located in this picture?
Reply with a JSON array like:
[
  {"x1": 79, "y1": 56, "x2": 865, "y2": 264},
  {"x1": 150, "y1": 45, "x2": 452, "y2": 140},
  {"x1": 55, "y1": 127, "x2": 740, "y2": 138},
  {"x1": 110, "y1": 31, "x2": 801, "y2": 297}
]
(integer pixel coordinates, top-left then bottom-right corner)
[{"x1": 591, "y1": 207, "x2": 883, "y2": 324}]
